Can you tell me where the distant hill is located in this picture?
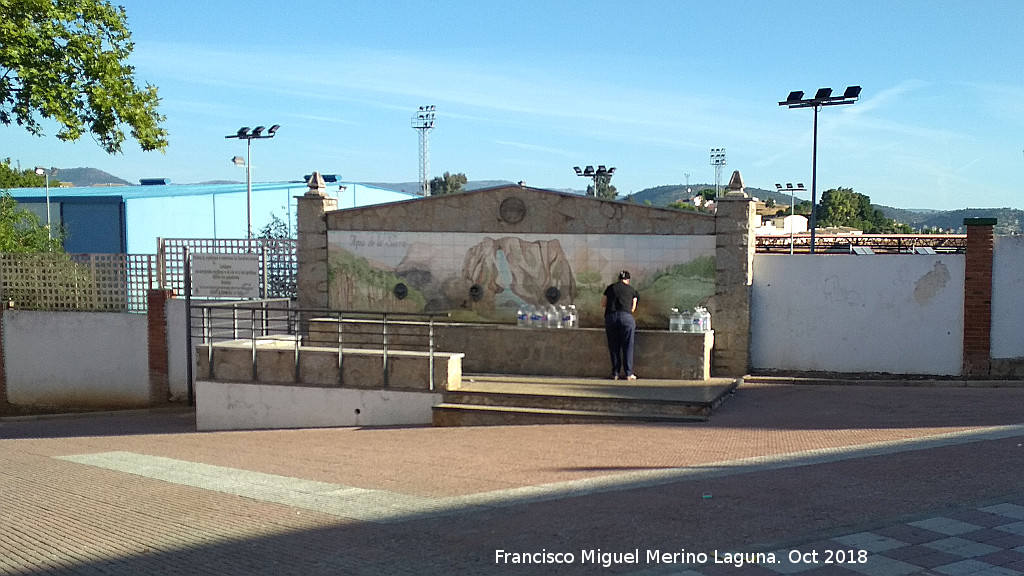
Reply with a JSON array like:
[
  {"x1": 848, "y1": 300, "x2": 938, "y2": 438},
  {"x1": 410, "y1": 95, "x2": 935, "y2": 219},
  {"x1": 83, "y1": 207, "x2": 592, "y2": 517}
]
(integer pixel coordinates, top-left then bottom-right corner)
[
  {"x1": 632, "y1": 183, "x2": 1024, "y2": 234},
  {"x1": 876, "y1": 206, "x2": 1024, "y2": 234},
  {"x1": 630, "y1": 183, "x2": 802, "y2": 207},
  {"x1": 54, "y1": 167, "x2": 131, "y2": 187},
  {"x1": 362, "y1": 180, "x2": 515, "y2": 195}
]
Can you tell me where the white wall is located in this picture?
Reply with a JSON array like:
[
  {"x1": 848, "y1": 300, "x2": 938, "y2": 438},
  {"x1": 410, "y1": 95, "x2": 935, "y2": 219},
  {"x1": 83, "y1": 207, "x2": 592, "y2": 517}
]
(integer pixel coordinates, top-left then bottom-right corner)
[
  {"x1": 166, "y1": 298, "x2": 190, "y2": 402},
  {"x1": 195, "y1": 381, "x2": 441, "y2": 431},
  {"x1": 751, "y1": 254, "x2": 965, "y2": 375},
  {"x1": 992, "y1": 235, "x2": 1024, "y2": 360},
  {"x1": 3, "y1": 310, "x2": 150, "y2": 406}
]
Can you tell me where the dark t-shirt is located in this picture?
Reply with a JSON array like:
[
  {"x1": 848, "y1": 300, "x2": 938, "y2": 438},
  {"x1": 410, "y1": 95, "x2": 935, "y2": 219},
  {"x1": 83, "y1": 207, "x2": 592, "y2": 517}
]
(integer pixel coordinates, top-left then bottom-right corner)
[{"x1": 603, "y1": 281, "x2": 639, "y2": 315}]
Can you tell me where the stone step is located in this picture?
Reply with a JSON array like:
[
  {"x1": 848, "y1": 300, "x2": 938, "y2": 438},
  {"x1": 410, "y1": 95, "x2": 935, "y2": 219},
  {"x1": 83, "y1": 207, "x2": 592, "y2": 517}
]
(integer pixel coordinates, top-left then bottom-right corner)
[
  {"x1": 432, "y1": 403, "x2": 708, "y2": 427},
  {"x1": 431, "y1": 375, "x2": 740, "y2": 427}
]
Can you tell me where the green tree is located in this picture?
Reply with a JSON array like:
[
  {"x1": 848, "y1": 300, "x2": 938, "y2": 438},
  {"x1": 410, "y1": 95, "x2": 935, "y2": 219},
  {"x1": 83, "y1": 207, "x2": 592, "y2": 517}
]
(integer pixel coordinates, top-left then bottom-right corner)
[
  {"x1": 0, "y1": 0, "x2": 167, "y2": 153},
  {"x1": 257, "y1": 213, "x2": 295, "y2": 299},
  {"x1": 817, "y1": 187, "x2": 913, "y2": 233},
  {"x1": 0, "y1": 192, "x2": 62, "y2": 252},
  {"x1": 429, "y1": 172, "x2": 467, "y2": 196},
  {"x1": 587, "y1": 174, "x2": 617, "y2": 199},
  {"x1": 0, "y1": 158, "x2": 61, "y2": 188}
]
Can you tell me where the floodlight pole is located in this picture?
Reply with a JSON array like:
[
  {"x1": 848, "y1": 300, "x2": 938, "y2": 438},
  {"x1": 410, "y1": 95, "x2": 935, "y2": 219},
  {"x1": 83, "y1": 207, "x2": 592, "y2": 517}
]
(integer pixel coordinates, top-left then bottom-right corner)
[
  {"x1": 776, "y1": 182, "x2": 806, "y2": 254},
  {"x1": 573, "y1": 165, "x2": 616, "y2": 197},
  {"x1": 34, "y1": 167, "x2": 51, "y2": 238},
  {"x1": 226, "y1": 125, "x2": 279, "y2": 240},
  {"x1": 779, "y1": 87, "x2": 860, "y2": 253},
  {"x1": 710, "y1": 149, "x2": 727, "y2": 197},
  {"x1": 412, "y1": 106, "x2": 436, "y2": 196}
]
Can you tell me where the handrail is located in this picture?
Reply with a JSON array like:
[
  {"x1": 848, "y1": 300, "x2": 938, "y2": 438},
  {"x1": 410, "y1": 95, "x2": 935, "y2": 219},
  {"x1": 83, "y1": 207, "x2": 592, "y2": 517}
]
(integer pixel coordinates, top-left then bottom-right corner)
[{"x1": 188, "y1": 300, "x2": 450, "y2": 390}]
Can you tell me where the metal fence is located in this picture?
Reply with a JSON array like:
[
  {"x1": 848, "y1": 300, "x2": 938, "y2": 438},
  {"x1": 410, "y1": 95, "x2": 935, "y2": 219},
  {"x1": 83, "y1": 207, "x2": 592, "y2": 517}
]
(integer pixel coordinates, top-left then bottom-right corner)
[
  {"x1": 0, "y1": 253, "x2": 157, "y2": 312},
  {"x1": 158, "y1": 238, "x2": 297, "y2": 299},
  {"x1": 188, "y1": 300, "x2": 448, "y2": 396}
]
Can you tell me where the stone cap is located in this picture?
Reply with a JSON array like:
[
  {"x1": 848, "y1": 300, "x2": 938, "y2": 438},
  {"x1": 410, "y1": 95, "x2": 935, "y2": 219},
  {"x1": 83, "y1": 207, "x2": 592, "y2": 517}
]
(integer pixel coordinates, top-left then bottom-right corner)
[
  {"x1": 305, "y1": 171, "x2": 327, "y2": 197},
  {"x1": 723, "y1": 170, "x2": 749, "y2": 198},
  {"x1": 963, "y1": 217, "x2": 997, "y2": 227}
]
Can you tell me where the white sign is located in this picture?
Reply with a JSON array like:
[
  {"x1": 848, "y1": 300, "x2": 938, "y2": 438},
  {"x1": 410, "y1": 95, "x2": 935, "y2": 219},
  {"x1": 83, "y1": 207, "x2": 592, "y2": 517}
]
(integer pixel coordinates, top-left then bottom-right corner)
[{"x1": 190, "y1": 253, "x2": 260, "y2": 298}]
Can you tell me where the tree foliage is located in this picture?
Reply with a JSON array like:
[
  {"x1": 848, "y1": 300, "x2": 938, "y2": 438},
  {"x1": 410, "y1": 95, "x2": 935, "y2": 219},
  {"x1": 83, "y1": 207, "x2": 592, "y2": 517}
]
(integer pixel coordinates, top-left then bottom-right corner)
[
  {"x1": 817, "y1": 187, "x2": 912, "y2": 234},
  {"x1": 0, "y1": 192, "x2": 62, "y2": 252},
  {"x1": 429, "y1": 172, "x2": 467, "y2": 196},
  {"x1": 587, "y1": 174, "x2": 617, "y2": 199},
  {"x1": 0, "y1": 0, "x2": 167, "y2": 153},
  {"x1": 257, "y1": 213, "x2": 295, "y2": 299},
  {"x1": 0, "y1": 158, "x2": 60, "y2": 188}
]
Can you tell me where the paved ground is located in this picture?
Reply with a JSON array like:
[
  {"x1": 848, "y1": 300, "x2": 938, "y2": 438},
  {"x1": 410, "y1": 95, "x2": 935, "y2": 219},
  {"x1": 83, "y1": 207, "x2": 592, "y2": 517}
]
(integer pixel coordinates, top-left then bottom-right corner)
[{"x1": 3, "y1": 382, "x2": 1024, "y2": 575}]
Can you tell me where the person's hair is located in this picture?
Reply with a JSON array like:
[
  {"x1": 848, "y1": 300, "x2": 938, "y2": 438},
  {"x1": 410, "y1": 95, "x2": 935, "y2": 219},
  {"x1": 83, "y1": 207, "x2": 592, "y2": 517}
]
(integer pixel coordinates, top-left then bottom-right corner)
[{"x1": 618, "y1": 270, "x2": 631, "y2": 281}]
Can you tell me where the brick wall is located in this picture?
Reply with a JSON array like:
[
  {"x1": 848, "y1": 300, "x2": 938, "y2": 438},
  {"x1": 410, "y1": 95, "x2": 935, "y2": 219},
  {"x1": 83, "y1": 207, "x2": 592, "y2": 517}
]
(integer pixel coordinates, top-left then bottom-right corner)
[
  {"x1": 962, "y1": 218, "x2": 995, "y2": 378},
  {"x1": 147, "y1": 289, "x2": 174, "y2": 403}
]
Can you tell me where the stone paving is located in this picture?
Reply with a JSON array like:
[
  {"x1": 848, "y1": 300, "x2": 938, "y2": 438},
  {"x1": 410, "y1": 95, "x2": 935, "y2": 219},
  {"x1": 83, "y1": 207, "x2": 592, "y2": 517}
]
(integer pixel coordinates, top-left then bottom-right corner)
[{"x1": 2, "y1": 382, "x2": 1024, "y2": 575}]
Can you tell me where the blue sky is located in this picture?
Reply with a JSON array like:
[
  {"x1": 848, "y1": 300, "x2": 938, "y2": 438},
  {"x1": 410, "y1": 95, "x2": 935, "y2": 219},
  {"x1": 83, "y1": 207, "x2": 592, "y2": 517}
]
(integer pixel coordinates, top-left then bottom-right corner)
[{"x1": 3, "y1": 0, "x2": 1023, "y2": 210}]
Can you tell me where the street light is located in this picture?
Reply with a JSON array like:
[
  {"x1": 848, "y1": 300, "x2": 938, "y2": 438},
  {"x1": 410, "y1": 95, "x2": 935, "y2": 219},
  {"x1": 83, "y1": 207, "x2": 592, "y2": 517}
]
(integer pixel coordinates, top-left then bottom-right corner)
[
  {"x1": 225, "y1": 124, "x2": 280, "y2": 239},
  {"x1": 776, "y1": 182, "x2": 806, "y2": 254},
  {"x1": 779, "y1": 86, "x2": 860, "y2": 253},
  {"x1": 33, "y1": 166, "x2": 52, "y2": 238},
  {"x1": 710, "y1": 148, "x2": 727, "y2": 197},
  {"x1": 573, "y1": 165, "x2": 616, "y2": 197}
]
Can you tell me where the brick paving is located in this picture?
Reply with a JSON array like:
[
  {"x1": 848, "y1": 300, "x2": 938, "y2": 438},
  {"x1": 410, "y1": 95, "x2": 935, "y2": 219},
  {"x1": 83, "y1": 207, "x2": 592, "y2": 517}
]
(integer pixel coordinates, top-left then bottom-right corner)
[{"x1": 2, "y1": 383, "x2": 1024, "y2": 575}]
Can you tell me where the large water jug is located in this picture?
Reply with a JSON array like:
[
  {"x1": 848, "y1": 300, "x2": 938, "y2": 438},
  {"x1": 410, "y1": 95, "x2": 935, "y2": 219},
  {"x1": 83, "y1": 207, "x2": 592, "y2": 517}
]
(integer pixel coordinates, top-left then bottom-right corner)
[
  {"x1": 547, "y1": 304, "x2": 561, "y2": 329},
  {"x1": 690, "y1": 308, "x2": 703, "y2": 333},
  {"x1": 680, "y1": 308, "x2": 694, "y2": 332}
]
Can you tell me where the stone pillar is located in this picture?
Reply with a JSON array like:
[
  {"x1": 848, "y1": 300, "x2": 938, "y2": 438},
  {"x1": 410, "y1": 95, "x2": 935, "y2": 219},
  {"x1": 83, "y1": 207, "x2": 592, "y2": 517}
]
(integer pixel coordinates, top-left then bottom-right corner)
[
  {"x1": 962, "y1": 217, "x2": 995, "y2": 378},
  {"x1": 147, "y1": 289, "x2": 174, "y2": 404},
  {"x1": 712, "y1": 171, "x2": 757, "y2": 377},
  {"x1": 297, "y1": 172, "x2": 337, "y2": 311}
]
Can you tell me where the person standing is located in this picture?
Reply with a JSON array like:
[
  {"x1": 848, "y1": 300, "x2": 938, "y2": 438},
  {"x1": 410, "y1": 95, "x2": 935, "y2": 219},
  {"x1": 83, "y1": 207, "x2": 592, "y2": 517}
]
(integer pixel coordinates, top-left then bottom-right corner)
[{"x1": 602, "y1": 270, "x2": 639, "y2": 380}]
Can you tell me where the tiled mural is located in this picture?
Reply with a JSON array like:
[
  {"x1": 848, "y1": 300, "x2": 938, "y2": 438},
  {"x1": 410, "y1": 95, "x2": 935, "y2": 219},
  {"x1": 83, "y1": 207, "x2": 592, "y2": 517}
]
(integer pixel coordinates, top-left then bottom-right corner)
[{"x1": 327, "y1": 231, "x2": 715, "y2": 328}]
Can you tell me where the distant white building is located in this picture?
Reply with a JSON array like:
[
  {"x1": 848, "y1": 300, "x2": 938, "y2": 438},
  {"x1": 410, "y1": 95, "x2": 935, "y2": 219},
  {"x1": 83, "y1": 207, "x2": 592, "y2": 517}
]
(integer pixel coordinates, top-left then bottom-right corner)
[{"x1": 756, "y1": 214, "x2": 808, "y2": 236}]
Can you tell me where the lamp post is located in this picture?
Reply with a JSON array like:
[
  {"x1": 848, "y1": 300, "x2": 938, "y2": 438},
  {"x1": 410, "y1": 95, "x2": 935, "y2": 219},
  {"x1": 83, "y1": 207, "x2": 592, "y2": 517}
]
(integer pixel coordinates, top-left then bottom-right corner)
[
  {"x1": 33, "y1": 167, "x2": 52, "y2": 238},
  {"x1": 573, "y1": 165, "x2": 616, "y2": 197},
  {"x1": 775, "y1": 182, "x2": 806, "y2": 254},
  {"x1": 779, "y1": 86, "x2": 860, "y2": 253},
  {"x1": 225, "y1": 124, "x2": 280, "y2": 239},
  {"x1": 710, "y1": 148, "x2": 727, "y2": 197}
]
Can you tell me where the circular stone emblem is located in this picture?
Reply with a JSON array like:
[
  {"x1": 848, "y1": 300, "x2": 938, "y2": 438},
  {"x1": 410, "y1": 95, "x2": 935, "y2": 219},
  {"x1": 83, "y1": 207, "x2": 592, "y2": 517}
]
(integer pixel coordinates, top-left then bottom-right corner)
[{"x1": 499, "y1": 196, "x2": 527, "y2": 223}]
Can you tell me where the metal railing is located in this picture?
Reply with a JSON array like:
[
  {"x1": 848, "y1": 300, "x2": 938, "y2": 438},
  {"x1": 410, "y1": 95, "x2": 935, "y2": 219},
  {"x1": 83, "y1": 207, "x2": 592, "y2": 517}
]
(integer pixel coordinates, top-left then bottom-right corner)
[{"x1": 187, "y1": 299, "x2": 449, "y2": 402}]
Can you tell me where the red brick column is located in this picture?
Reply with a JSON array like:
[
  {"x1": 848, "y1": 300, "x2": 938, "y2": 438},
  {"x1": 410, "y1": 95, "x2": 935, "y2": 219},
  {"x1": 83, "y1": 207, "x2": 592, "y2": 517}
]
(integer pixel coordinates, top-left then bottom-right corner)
[
  {"x1": 962, "y1": 218, "x2": 995, "y2": 378},
  {"x1": 0, "y1": 305, "x2": 7, "y2": 408},
  {"x1": 147, "y1": 289, "x2": 174, "y2": 404}
]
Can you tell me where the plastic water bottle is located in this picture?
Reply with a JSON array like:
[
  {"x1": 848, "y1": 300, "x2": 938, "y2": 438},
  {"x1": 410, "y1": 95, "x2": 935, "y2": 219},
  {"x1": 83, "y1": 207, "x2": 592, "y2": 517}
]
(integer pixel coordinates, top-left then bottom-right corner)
[
  {"x1": 547, "y1": 304, "x2": 560, "y2": 328},
  {"x1": 690, "y1": 308, "x2": 703, "y2": 333},
  {"x1": 567, "y1": 305, "x2": 578, "y2": 328},
  {"x1": 680, "y1": 308, "x2": 693, "y2": 332},
  {"x1": 669, "y1": 308, "x2": 681, "y2": 332},
  {"x1": 517, "y1": 308, "x2": 528, "y2": 327},
  {"x1": 701, "y1": 307, "x2": 712, "y2": 332},
  {"x1": 529, "y1": 305, "x2": 543, "y2": 328},
  {"x1": 559, "y1": 305, "x2": 572, "y2": 329}
]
